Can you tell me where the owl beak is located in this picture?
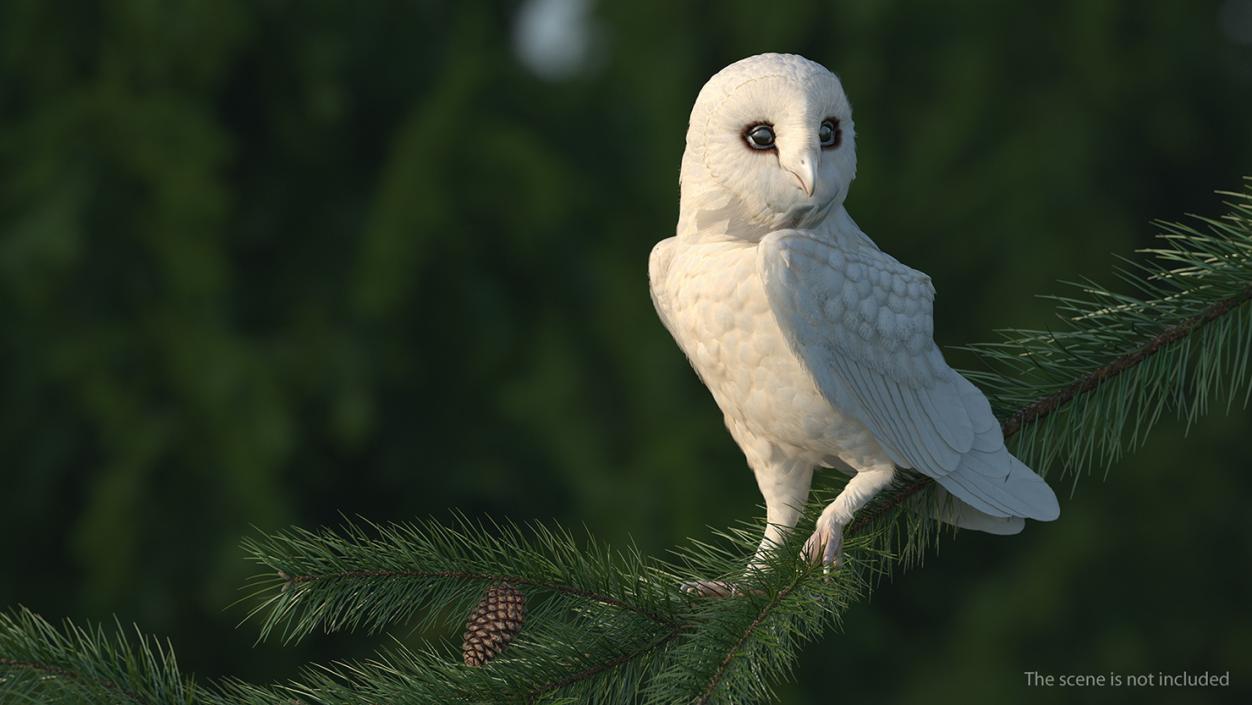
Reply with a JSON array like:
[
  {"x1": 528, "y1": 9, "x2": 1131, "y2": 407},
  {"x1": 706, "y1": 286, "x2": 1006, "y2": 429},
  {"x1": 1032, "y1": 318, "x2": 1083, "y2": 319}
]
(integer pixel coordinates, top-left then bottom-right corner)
[{"x1": 782, "y1": 148, "x2": 819, "y2": 197}]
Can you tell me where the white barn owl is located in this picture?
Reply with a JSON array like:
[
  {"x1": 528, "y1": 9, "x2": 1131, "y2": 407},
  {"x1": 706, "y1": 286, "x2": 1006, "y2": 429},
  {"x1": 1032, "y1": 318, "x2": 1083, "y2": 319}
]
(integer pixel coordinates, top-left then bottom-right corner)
[{"x1": 649, "y1": 54, "x2": 1058, "y2": 587}]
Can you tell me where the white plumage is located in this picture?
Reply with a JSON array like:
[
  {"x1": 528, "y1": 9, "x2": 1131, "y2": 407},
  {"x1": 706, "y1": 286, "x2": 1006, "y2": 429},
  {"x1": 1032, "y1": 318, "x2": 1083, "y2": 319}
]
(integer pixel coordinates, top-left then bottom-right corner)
[{"x1": 649, "y1": 54, "x2": 1058, "y2": 576}]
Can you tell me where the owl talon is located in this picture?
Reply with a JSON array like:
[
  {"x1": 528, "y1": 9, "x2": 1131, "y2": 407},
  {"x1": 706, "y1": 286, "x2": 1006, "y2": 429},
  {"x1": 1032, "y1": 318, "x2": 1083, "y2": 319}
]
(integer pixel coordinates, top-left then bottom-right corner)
[
  {"x1": 680, "y1": 580, "x2": 738, "y2": 597},
  {"x1": 680, "y1": 579, "x2": 768, "y2": 598},
  {"x1": 804, "y1": 516, "x2": 845, "y2": 568}
]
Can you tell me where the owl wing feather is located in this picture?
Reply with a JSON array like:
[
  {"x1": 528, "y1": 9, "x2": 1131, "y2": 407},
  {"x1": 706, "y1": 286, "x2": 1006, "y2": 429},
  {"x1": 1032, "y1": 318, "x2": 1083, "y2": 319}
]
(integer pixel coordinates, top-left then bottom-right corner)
[{"x1": 758, "y1": 230, "x2": 1059, "y2": 521}]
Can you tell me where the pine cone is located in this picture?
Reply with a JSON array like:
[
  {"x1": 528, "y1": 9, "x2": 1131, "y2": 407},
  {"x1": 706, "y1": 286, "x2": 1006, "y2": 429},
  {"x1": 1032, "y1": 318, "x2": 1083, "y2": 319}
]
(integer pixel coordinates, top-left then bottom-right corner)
[{"x1": 462, "y1": 582, "x2": 526, "y2": 666}]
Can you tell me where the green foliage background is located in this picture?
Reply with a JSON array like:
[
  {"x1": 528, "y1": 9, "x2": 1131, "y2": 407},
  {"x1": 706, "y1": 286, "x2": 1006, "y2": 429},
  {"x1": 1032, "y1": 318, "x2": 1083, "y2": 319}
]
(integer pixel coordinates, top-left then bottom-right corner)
[{"x1": 2, "y1": 1, "x2": 1250, "y2": 702}]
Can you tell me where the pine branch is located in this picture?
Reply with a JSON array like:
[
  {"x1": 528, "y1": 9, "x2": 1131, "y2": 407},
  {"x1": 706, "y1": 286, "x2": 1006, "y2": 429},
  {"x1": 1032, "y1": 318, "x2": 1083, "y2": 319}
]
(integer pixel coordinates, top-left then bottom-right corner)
[
  {"x1": 4, "y1": 182, "x2": 1251, "y2": 704},
  {"x1": 522, "y1": 625, "x2": 682, "y2": 703},
  {"x1": 238, "y1": 513, "x2": 684, "y2": 645},
  {"x1": 0, "y1": 608, "x2": 194, "y2": 705},
  {"x1": 695, "y1": 583, "x2": 796, "y2": 704},
  {"x1": 998, "y1": 282, "x2": 1252, "y2": 439},
  {"x1": 639, "y1": 519, "x2": 876, "y2": 704},
  {"x1": 280, "y1": 567, "x2": 672, "y2": 625},
  {"x1": 232, "y1": 512, "x2": 878, "y2": 703}
]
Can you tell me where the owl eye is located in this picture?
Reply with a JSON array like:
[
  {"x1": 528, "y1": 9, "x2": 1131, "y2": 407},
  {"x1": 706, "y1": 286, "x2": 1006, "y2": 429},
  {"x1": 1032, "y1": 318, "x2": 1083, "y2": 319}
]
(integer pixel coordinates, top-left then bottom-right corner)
[
  {"x1": 744, "y1": 124, "x2": 776, "y2": 150},
  {"x1": 819, "y1": 118, "x2": 841, "y2": 149}
]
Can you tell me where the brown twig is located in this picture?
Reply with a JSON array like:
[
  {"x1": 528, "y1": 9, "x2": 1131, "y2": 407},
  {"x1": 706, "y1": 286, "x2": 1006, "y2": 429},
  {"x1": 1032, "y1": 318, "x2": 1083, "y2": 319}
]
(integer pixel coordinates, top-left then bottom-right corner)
[
  {"x1": 524, "y1": 627, "x2": 683, "y2": 704},
  {"x1": 694, "y1": 584, "x2": 796, "y2": 705}
]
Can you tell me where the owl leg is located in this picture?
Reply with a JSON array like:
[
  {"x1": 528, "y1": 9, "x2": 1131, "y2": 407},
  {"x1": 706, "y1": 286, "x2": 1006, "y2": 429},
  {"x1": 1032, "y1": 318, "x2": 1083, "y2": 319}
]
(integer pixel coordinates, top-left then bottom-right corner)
[
  {"x1": 683, "y1": 456, "x2": 813, "y2": 598},
  {"x1": 748, "y1": 460, "x2": 815, "y2": 572},
  {"x1": 805, "y1": 464, "x2": 895, "y2": 567}
]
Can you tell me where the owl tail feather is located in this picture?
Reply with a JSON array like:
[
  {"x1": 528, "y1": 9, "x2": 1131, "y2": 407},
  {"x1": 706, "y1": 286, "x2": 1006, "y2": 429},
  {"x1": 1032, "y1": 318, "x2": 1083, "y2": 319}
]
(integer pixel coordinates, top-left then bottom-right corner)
[{"x1": 915, "y1": 486, "x2": 1026, "y2": 535}]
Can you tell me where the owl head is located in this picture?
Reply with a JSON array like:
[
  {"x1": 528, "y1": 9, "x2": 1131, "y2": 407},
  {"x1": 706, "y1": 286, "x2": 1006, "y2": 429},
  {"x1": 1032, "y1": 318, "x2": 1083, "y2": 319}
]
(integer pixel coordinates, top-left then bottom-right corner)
[{"x1": 678, "y1": 54, "x2": 856, "y2": 239}]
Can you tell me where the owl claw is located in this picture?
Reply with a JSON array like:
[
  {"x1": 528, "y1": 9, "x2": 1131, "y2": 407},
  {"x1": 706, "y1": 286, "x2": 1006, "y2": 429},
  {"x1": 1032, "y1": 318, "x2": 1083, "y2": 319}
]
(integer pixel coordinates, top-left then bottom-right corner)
[
  {"x1": 680, "y1": 579, "x2": 739, "y2": 597},
  {"x1": 680, "y1": 579, "x2": 768, "y2": 598},
  {"x1": 804, "y1": 516, "x2": 845, "y2": 568}
]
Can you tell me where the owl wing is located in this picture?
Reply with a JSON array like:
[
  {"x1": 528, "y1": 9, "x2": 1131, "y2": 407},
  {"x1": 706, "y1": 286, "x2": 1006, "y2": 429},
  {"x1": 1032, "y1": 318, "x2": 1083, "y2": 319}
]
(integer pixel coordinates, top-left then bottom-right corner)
[{"x1": 758, "y1": 230, "x2": 1059, "y2": 521}]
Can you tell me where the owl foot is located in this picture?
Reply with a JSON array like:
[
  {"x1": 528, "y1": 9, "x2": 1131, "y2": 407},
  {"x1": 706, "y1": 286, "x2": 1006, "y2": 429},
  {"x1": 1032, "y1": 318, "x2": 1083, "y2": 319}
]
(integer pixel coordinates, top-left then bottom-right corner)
[
  {"x1": 679, "y1": 579, "x2": 767, "y2": 598},
  {"x1": 680, "y1": 579, "x2": 739, "y2": 597},
  {"x1": 804, "y1": 515, "x2": 845, "y2": 569}
]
